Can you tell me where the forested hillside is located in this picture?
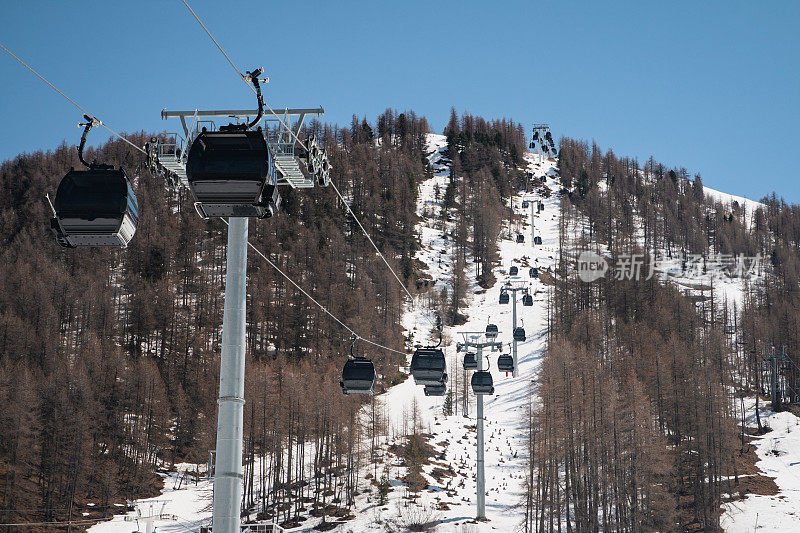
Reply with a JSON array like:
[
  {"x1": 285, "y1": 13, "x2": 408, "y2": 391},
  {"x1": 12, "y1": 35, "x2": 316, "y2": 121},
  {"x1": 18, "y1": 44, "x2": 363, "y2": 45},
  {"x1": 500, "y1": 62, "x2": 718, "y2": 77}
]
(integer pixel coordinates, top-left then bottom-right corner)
[
  {"x1": 523, "y1": 139, "x2": 800, "y2": 531},
  {"x1": 0, "y1": 109, "x2": 529, "y2": 531}
]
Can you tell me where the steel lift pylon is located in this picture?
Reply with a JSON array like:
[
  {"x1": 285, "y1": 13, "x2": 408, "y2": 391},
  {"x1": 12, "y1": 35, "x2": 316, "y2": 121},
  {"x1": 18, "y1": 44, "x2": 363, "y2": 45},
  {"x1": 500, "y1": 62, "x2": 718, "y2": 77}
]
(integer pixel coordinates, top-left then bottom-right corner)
[{"x1": 152, "y1": 100, "x2": 331, "y2": 533}]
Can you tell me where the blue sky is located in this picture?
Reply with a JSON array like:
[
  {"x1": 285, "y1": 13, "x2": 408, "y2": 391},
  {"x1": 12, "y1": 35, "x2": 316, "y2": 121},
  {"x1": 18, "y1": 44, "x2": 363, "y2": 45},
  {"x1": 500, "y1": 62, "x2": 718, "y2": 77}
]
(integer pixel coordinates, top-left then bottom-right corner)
[{"x1": 1, "y1": 0, "x2": 798, "y2": 202}]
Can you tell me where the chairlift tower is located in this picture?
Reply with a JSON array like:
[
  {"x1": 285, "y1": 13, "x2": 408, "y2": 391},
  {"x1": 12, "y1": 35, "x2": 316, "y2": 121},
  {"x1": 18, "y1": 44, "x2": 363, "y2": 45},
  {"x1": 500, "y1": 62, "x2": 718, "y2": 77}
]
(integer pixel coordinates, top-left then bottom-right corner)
[
  {"x1": 155, "y1": 101, "x2": 330, "y2": 533},
  {"x1": 458, "y1": 332, "x2": 502, "y2": 521}
]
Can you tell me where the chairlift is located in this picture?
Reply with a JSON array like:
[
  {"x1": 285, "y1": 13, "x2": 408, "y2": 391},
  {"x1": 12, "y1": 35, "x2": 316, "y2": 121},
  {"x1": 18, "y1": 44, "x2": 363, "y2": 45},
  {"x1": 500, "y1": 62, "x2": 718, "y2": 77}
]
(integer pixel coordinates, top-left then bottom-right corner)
[
  {"x1": 424, "y1": 382, "x2": 447, "y2": 396},
  {"x1": 485, "y1": 323, "x2": 499, "y2": 339},
  {"x1": 509, "y1": 266, "x2": 518, "y2": 276},
  {"x1": 497, "y1": 354, "x2": 514, "y2": 372},
  {"x1": 513, "y1": 326, "x2": 526, "y2": 342},
  {"x1": 49, "y1": 116, "x2": 139, "y2": 248},
  {"x1": 533, "y1": 236, "x2": 542, "y2": 245},
  {"x1": 185, "y1": 69, "x2": 281, "y2": 219},
  {"x1": 499, "y1": 291, "x2": 510, "y2": 305},
  {"x1": 471, "y1": 370, "x2": 494, "y2": 395},
  {"x1": 516, "y1": 234, "x2": 524, "y2": 243},
  {"x1": 529, "y1": 267, "x2": 538, "y2": 278},
  {"x1": 463, "y1": 352, "x2": 478, "y2": 370},
  {"x1": 410, "y1": 347, "x2": 446, "y2": 386},
  {"x1": 523, "y1": 294, "x2": 533, "y2": 306}
]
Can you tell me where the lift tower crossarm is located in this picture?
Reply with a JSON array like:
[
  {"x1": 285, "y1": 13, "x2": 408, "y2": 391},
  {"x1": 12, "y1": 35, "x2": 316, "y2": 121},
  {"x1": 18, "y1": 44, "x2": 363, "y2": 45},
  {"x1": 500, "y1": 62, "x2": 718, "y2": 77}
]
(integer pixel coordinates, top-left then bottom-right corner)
[{"x1": 161, "y1": 107, "x2": 324, "y2": 119}]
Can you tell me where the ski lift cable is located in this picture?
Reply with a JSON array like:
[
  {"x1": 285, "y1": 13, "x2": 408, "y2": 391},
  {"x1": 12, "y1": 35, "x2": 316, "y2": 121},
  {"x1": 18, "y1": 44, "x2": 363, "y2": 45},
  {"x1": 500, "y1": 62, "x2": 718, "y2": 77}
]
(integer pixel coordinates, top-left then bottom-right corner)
[
  {"x1": 221, "y1": 219, "x2": 406, "y2": 356},
  {"x1": 0, "y1": 42, "x2": 146, "y2": 156},
  {"x1": 180, "y1": 0, "x2": 249, "y2": 84},
  {"x1": 179, "y1": 2, "x2": 435, "y2": 329},
  {"x1": 2, "y1": 37, "x2": 406, "y2": 356},
  {"x1": 329, "y1": 179, "x2": 430, "y2": 321}
]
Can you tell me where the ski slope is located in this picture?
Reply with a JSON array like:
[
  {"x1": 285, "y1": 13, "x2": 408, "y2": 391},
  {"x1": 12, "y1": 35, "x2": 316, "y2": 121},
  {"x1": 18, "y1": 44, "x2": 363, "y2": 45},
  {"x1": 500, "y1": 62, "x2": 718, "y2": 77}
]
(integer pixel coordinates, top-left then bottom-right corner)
[
  {"x1": 721, "y1": 400, "x2": 800, "y2": 533},
  {"x1": 338, "y1": 136, "x2": 561, "y2": 532}
]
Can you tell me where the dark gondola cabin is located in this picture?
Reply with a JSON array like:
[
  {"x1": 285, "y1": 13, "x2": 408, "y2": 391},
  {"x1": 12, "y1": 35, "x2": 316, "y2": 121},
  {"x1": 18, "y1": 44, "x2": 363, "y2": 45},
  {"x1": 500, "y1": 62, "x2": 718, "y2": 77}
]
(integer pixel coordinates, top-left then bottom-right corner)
[
  {"x1": 509, "y1": 266, "x2": 518, "y2": 276},
  {"x1": 51, "y1": 167, "x2": 139, "y2": 248},
  {"x1": 499, "y1": 291, "x2": 510, "y2": 305},
  {"x1": 533, "y1": 236, "x2": 542, "y2": 245},
  {"x1": 50, "y1": 115, "x2": 139, "y2": 248},
  {"x1": 513, "y1": 327, "x2": 526, "y2": 342},
  {"x1": 523, "y1": 294, "x2": 533, "y2": 306},
  {"x1": 410, "y1": 348, "x2": 446, "y2": 385},
  {"x1": 522, "y1": 200, "x2": 529, "y2": 208},
  {"x1": 340, "y1": 357, "x2": 375, "y2": 394},
  {"x1": 497, "y1": 354, "x2": 514, "y2": 372},
  {"x1": 516, "y1": 234, "x2": 524, "y2": 243},
  {"x1": 186, "y1": 128, "x2": 280, "y2": 218},
  {"x1": 471, "y1": 371, "x2": 494, "y2": 395},
  {"x1": 424, "y1": 383, "x2": 447, "y2": 397},
  {"x1": 529, "y1": 267, "x2": 538, "y2": 278},
  {"x1": 463, "y1": 352, "x2": 478, "y2": 370},
  {"x1": 485, "y1": 323, "x2": 499, "y2": 339}
]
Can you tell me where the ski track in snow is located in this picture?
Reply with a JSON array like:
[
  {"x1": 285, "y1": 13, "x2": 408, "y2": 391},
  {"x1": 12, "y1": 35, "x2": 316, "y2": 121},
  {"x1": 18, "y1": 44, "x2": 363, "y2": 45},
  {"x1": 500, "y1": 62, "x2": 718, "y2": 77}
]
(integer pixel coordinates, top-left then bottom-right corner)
[{"x1": 87, "y1": 134, "x2": 797, "y2": 533}]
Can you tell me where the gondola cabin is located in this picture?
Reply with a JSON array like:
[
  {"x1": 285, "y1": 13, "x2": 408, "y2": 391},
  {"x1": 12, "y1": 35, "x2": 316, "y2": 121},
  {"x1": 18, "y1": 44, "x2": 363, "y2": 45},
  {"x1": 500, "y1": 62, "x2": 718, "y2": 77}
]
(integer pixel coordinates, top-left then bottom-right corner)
[
  {"x1": 340, "y1": 357, "x2": 375, "y2": 395},
  {"x1": 497, "y1": 354, "x2": 514, "y2": 372},
  {"x1": 51, "y1": 167, "x2": 139, "y2": 248},
  {"x1": 522, "y1": 200, "x2": 529, "y2": 208},
  {"x1": 499, "y1": 291, "x2": 510, "y2": 305},
  {"x1": 533, "y1": 236, "x2": 542, "y2": 245},
  {"x1": 516, "y1": 234, "x2": 524, "y2": 243},
  {"x1": 410, "y1": 348, "x2": 446, "y2": 385},
  {"x1": 485, "y1": 323, "x2": 499, "y2": 339},
  {"x1": 529, "y1": 267, "x2": 538, "y2": 278},
  {"x1": 463, "y1": 352, "x2": 478, "y2": 370},
  {"x1": 509, "y1": 266, "x2": 518, "y2": 276},
  {"x1": 424, "y1": 383, "x2": 447, "y2": 397},
  {"x1": 522, "y1": 294, "x2": 533, "y2": 306},
  {"x1": 471, "y1": 371, "x2": 494, "y2": 395},
  {"x1": 513, "y1": 327, "x2": 526, "y2": 342},
  {"x1": 186, "y1": 128, "x2": 280, "y2": 218}
]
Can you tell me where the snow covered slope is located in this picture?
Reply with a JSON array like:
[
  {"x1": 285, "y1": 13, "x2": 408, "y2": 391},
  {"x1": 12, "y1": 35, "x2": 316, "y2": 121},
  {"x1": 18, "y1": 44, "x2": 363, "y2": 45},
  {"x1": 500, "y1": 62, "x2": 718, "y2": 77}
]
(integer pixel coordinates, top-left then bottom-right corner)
[
  {"x1": 722, "y1": 401, "x2": 800, "y2": 532},
  {"x1": 333, "y1": 135, "x2": 562, "y2": 532}
]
